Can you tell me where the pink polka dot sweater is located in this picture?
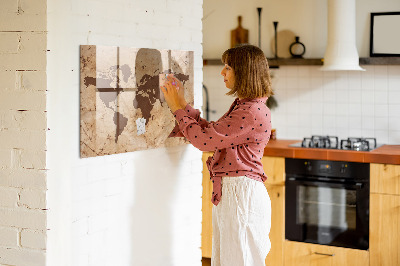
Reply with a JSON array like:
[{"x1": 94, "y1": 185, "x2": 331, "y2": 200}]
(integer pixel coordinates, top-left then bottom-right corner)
[{"x1": 170, "y1": 97, "x2": 272, "y2": 206}]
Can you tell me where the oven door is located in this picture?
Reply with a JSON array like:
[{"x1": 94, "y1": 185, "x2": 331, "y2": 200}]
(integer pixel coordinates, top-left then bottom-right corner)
[{"x1": 285, "y1": 177, "x2": 369, "y2": 250}]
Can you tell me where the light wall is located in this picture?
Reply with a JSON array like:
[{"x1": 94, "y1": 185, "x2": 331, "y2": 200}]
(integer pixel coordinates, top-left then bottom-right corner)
[
  {"x1": 204, "y1": 65, "x2": 400, "y2": 144},
  {"x1": 271, "y1": 65, "x2": 400, "y2": 144},
  {"x1": 46, "y1": 1, "x2": 203, "y2": 266},
  {"x1": 0, "y1": 0, "x2": 48, "y2": 265},
  {"x1": 203, "y1": 0, "x2": 400, "y2": 144},
  {"x1": 204, "y1": 0, "x2": 326, "y2": 59},
  {"x1": 203, "y1": 0, "x2": 400, "y2": 58}
]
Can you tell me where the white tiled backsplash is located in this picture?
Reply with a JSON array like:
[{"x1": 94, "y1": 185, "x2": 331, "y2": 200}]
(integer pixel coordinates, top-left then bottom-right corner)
[{"x1": 203, "y1": 65, "x2": 400, "y2": 145}]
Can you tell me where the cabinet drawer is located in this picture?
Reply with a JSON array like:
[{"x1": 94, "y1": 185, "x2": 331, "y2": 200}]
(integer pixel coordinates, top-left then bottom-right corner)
[{"x1": 284, "y1": 241, "x2": 369, "y2": 266}]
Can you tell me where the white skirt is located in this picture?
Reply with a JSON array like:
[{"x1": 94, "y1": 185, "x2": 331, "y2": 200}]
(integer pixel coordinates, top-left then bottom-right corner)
[{"x1": 212, "y1": 176, "x2": 271, "y2": 266}]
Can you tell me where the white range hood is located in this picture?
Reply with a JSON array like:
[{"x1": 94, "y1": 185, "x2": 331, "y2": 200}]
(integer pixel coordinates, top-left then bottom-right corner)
[{"x1": 320, "y1": 0, "x2": 365, "y2": 71}]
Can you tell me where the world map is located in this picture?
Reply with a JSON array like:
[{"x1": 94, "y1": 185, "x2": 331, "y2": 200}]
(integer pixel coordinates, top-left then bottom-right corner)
[{"x1": 80, "y1": 45, "x2": 194, "y2": 158}]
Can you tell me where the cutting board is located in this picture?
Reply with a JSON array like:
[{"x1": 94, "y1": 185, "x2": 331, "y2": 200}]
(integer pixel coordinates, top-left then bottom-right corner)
[{"x1": 231, "y1": 16, "x2": 249, "y2": 48}]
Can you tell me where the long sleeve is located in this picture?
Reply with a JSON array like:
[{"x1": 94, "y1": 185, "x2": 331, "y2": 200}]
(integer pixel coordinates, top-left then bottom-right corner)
[
  {"x1": 175, "y1": 97, "x2": 271, "y2": 206},
  {"x1": 173, "y1": 105, "x2": 257, "y2": 152},
  {"x1": 169, "y1": 104, "x2": 211, "y2": 137}
]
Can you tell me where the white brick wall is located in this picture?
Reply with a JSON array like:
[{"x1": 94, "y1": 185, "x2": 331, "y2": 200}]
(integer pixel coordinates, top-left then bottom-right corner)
[
  {"x1": 0, "y1": 247, "x2": 46, "y2": 266},
  {"x1": 46, "y1": 0, "x2": 203, "y2": 266},
  {"x1": 0, "y1": 187, "x2": 19, "y2": 208},
  {"x1": 21, "y1": 229, "x2": 47, "y2": 250},
  {"x1": 3, "y1": 0, "x2": 203, "y2": 264},
  {"x1": 0, "y1": 169, "x2": 47, "y2": 189},
  {"x1": 0, "y1": 227, "x2": 19, "y2": 247},
  {"x1": 0, "y1": 0, "x2": 48, "y2": 265}
]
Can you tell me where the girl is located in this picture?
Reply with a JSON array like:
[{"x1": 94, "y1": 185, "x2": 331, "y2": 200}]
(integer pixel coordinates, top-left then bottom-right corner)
[{"x1": 161, "y1": 44, "x2": 273, "y2": 266}]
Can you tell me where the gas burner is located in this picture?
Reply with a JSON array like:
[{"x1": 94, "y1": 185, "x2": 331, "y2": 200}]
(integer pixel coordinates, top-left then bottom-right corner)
[
  {"x1": 301, "y1": 135, "x2": 339, "y2": 149},
  {"x1": 290, "y1": 136, "x2": 380, "y2": 151},
  {"x1": 340, "y1": 137, "x2": 377, "y2": 151}
]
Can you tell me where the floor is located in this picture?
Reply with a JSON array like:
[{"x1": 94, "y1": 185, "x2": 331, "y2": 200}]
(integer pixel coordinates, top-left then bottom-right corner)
[{"x1": 202, "y1": 257, "x2": 211, "y2": 266}]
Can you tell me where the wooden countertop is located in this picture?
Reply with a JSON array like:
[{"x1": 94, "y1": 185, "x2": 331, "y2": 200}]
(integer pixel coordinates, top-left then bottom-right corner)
[{"x1": 263, "y1": 139, "x2": 400, "y2": 165}]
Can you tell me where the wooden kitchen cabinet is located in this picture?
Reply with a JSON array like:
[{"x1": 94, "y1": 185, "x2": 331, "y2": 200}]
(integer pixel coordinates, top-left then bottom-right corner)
[
  {"x1": 261, "y1": 156, "x2": 285, "y2": 186},
  {"x1": 370, "y1": 163, "x2": 400, "y2": 195},
  {"x1": 202, "y1": 152, "x2": 213, "y2": 258},
  {"x1": 370, "y1": 163, "x2": 400, "y2": 266},
  {"x1": 370, "y1": 193, "x2": 400, "y2": 266},
  {"x1": 201, "y1": 154, "x2": 286, "y2": 265},
  {"x1": 262, "y1": 156, "x2": 285, "y2": 266},
  {"x1": 284, "y1": 241, "x2": 369, "y2": 266},
  {"x1": 264, "y1": 184, "x2": 285, "y2": 266}
]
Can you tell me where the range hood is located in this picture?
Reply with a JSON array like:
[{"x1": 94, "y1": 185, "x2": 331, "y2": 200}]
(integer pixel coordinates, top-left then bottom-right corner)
[{"x1": 320, "y1": 0, "x2": 365, "y2": 71}]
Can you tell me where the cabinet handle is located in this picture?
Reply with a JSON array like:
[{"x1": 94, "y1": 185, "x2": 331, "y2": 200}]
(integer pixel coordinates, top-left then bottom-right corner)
[{"x1": 314, "y1": 252, "x2": 335, "y2": 257}]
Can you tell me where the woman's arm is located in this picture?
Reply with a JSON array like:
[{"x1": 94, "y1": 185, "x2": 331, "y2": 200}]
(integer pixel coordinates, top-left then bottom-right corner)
[
  {"x1": 162, "y1": 76, "x2": 211, "y2": 137},
  {"x1": 173, "y1": 106, "x2": 257, "y2": 152}
]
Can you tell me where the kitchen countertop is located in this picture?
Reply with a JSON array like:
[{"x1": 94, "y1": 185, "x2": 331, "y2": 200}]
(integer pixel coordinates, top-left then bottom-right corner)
[{"x1": 263, "y1": 139, "x2": 400, "y2": 165}]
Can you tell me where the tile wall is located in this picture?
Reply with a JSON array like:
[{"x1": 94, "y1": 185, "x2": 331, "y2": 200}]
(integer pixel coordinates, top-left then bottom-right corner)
[{"x1": 203, "y1": 65, "x2": 400, "y2": 144}]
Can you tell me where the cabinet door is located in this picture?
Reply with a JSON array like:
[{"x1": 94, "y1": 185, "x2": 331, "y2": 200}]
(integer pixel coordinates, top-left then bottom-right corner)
[
  {"x1": 370, "y1": 193, "x2": 400, "y2": 266},
  {"x1": 370, "y1": 163, "x2": 400, "y2": 195},
  {"x1": 261, "y1": 156, "x2": 285, "y2": 185},
  {"x1": 202, "y1": 152, "x2": 213, "y2": 258},
  {"x1": 284, "y1": 241, "x2": 369, "y2": 266},
  {"x1": 264, "y1": 185, "x2": 284, "y2": 266}
]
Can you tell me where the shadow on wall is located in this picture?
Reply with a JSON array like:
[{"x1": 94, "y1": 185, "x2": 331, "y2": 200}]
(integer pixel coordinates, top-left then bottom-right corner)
[
  {"x1": 129, "y1": 51, "x2": 197, "y2": 264},
  {"x1": 129, "y1": 145, "x2": 190, "y2": 265}
]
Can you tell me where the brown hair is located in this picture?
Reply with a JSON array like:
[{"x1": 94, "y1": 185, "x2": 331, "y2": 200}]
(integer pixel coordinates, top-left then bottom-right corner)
[{"x1": 221, "y1": 44, "x2": 273, "y2": 99}]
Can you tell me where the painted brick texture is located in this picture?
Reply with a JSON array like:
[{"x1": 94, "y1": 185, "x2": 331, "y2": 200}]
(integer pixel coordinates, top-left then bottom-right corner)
[
  {"x1": 21, "y1": 229, "x2": 47, "y2": 249},
  {"x1": 3, "y1": 0, "x2": 203, "y2": 265},
  {"x1": 46, "y1": 0, "x2": 203, "y2": 265},
  {"x1": 0, "y1": 0, "x2": 47, "y2": 265},
  {"x1": 0, "y1": 227, "x2": 19, "y2": 247}
]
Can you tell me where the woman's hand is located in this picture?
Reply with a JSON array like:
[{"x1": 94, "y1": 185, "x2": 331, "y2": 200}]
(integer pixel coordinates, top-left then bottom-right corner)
[
  {"x1": 169, "y1": 75, "x2": 187, "y2": 108},
  {"x1": 161, "y1": 75, "x2": 187, "y2": 113}
]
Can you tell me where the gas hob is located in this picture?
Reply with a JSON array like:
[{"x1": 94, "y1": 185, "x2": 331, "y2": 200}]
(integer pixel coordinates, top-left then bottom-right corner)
[{"x1": 289, "y1": 135, "x2": 382, "y2": 151}]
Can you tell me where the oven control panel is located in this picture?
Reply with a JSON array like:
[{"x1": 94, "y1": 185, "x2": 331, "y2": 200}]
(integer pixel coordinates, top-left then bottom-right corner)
[
  {"x1": 286, "y1": 158, "x2": 369, "y2": 180},
  {"x1": 318, "y1": 162, "x2": 332, "y2": 173}
]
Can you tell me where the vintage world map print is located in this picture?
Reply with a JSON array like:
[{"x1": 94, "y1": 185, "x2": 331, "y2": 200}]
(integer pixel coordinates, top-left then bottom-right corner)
[{"x1": 80, "y1": 45, "x2": 194, "y2": 158}]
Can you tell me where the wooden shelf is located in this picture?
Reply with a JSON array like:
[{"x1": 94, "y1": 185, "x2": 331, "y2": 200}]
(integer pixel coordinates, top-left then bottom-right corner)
[
  {"x1": 203, "y1": 57, "x2": 400, "y2": 67},
  {"x1": 268, "y1": 58, "x2": 322, "y2": 67},
  {"x1": 203, "y1": 58, "x2": 323, "y2": 67},
  {"x1": 359, "y1": 57, "x2": 400, "y2": 65},
  {"x1": 202, "y1": 59, "x2": 223, "y2": 66}
]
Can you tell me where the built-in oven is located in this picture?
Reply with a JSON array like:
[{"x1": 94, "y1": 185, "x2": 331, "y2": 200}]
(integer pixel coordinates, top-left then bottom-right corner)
[{"x1": 285, "y1": 158, "x2": 370, "y2": 250}]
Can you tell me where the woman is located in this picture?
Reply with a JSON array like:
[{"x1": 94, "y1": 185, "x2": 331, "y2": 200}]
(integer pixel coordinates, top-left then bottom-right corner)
[{"x1": 161, "y1": 44, "x2": 273, "y2": 266}]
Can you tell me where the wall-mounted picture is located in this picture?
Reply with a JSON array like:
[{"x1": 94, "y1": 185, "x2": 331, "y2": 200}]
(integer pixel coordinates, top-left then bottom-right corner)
[
  {"x1": 370, "y1": 12, "x2": 400, "y2": 57},
  {"x1": 80, "y1": 45, "x2": 194, "y2": 158}
]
